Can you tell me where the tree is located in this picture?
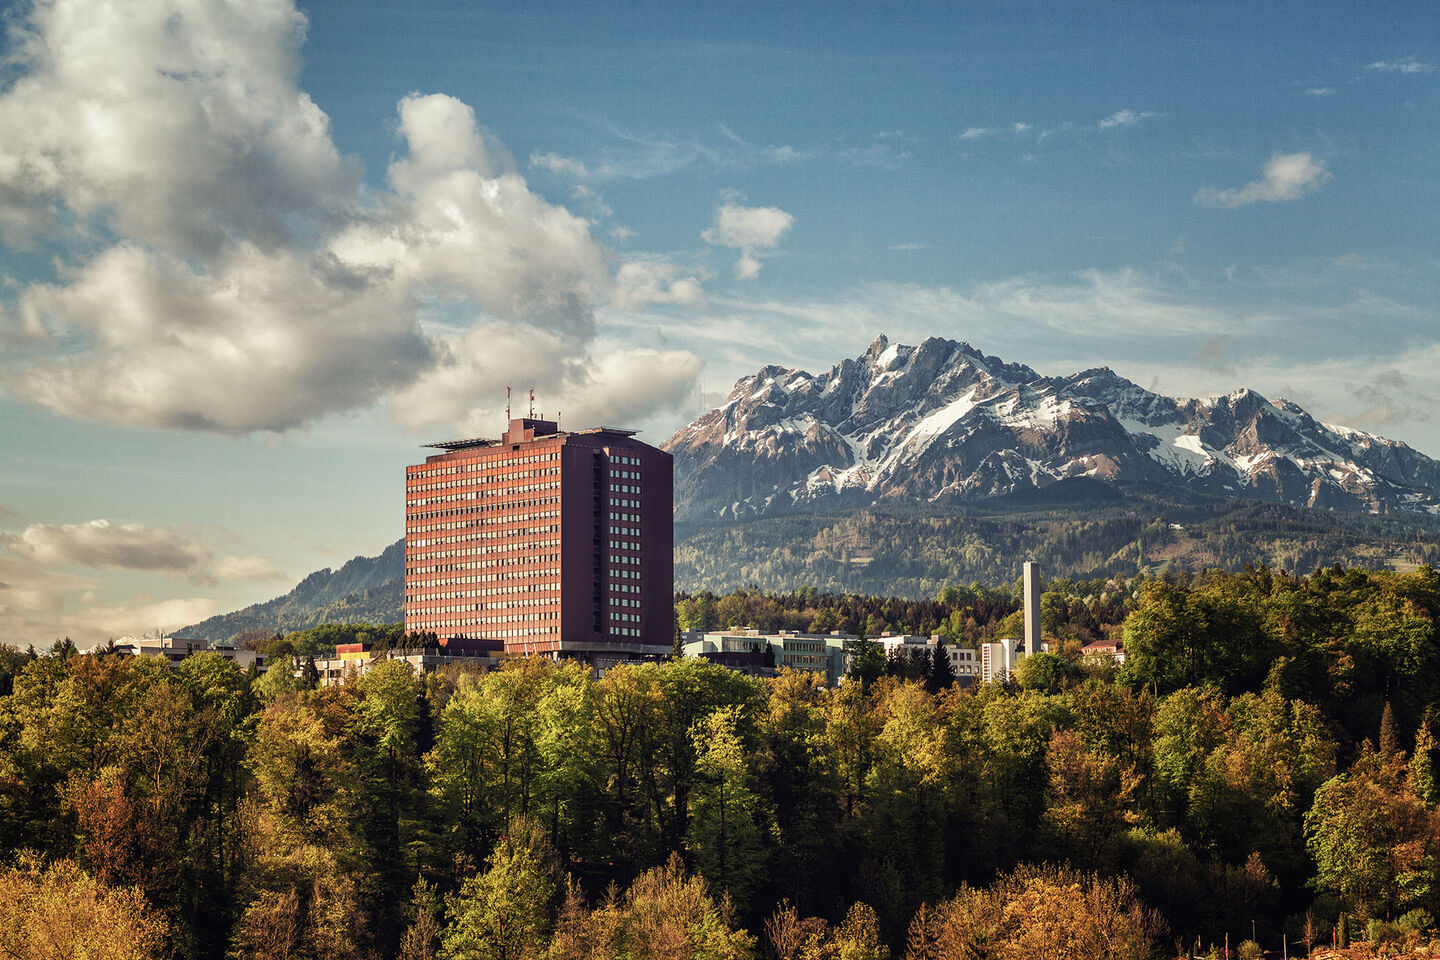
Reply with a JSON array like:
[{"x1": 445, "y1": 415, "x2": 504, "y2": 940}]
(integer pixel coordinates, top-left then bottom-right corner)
[
  {"x1": 0, "y1": 856, "x2": 170, "y2": 960},
  {"x1": 928, "y1": 645, "x2": 955, "y2": 692},
  {"x1": 846, "y1": 637, "x2": 885, "y2": 690},
  {"x1": 1305, "y1": 749, "x2": 1439, "y2": 922},
  {"x1": 441, "y1": 818, "x2": 557, "y2": 960},
  {"x1": 686, "y1": 707, "x2": 766, "y2": 911},
  {"x1": 902, "y1": 863, "x2": 1162, "y2": 960}
]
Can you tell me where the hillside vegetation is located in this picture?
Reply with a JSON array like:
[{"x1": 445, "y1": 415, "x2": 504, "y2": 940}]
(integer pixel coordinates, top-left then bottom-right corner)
[
  {"x1": 7, "y1": 566, "x2": 1440, "y2": 957},
  {"x1": 676, "y1": 497, "x2": 1440, "y2": 597}
]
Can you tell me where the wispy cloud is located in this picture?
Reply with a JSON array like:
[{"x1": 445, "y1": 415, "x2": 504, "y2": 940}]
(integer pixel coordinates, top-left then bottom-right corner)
[
  {"x1": 1367, "y1": 57, "x2": 1435, "y2": 75},
  {"x1": 1305, "y1": 87, "x2": 1335, "y2": 96},
  {"x1": 1194, "y1": 152, "x2": 1331, "y2": 208},
  {"x1": 528, "y1": 122, "x2": 805, "y2": 182},
  {"x1": 1098, "y1": 109, "x2": 1159, "y2": 129},
  {"x1": 961, "y1": 110, "x2": 1158, "y2": 145}
]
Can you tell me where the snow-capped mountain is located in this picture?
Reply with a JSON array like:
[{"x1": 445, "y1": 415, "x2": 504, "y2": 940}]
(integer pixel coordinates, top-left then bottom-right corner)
[{"x1": 664, "y1": 336, "x2": 1440, "y2": 521}]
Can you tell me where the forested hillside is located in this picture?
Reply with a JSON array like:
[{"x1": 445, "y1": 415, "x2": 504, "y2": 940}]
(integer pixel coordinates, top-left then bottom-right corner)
[
  {"x1": 6, "y1": 566, "x2": 1440, "y2": 958},
  {"x1": 676, "y1": 497, "x2": 1440, "y2": 596},
  {"x1": 181, "y1": 541, "x2": 404, "y2": 639}
]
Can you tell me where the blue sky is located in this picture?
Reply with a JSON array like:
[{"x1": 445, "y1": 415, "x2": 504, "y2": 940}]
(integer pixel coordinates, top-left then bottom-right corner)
[{"x1": 0, "y1": 0, "x2": 1436, "y2": 645}]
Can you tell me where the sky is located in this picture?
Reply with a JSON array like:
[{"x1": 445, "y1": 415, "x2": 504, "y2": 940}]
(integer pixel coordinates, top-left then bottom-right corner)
[{"x1": 0, "y1": 0, "x2": 1437, "y2": 646}]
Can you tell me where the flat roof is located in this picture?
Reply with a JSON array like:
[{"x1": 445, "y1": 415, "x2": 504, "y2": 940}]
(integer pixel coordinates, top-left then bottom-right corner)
[
  {"x1": 422, "y1": 437, "x2": 502, "y2": 451},
  {"x1": 575, "y1": 426, "x2": 639, "y2": 437}
]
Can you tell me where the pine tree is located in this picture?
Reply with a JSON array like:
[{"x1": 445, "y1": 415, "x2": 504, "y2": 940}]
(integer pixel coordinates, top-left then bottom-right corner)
[
  {"x1": 1411, "y1": 710, "x2": 1438, "y2": 806},
  {"x1": 929, "y1": 643, "x2": 956, "y2": 692},
  {"x1": 1380, "y1": 700, "x2": 1401, "y2": 757}
]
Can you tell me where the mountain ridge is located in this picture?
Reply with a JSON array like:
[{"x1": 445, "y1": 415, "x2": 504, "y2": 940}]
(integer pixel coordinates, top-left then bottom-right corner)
[{"x1": 663, "y1": 334, "x2": 1440, "y2": 521}]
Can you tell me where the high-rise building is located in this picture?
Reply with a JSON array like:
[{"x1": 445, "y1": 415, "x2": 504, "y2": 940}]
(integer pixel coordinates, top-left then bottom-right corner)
[{"x1": 404, "y1": 417, "x2": 673, "y2": 658}]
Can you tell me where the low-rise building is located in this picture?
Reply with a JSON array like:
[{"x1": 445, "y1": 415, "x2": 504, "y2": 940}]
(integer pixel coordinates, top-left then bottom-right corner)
[
  {"x1": 111, "y1": 635, "x2": 266, "y2": 671},
  {"x1": 313, "y1": 636, "x2": 504, "y2": 685}
]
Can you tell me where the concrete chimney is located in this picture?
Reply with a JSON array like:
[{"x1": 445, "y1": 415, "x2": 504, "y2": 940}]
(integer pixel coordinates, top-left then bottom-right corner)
[{"x1": 1023, "y1": 561, "x2": 1042, "y2": 652}]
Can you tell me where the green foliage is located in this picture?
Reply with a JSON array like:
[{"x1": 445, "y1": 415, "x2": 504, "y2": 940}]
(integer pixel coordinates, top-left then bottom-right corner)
[{"x1": 9, "y1": 565, "x2": 1440, "y2": 957}]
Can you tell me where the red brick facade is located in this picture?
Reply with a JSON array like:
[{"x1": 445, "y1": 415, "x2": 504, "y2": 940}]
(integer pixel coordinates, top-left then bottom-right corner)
[{"x1": 404, "y1": 418, "x2": 673, "y2": 657}]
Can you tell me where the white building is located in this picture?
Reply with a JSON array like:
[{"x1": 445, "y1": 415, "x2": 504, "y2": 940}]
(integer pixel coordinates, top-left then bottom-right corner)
[{"x1": 111, "y1": 635, "x2": 266, "y2": 671}]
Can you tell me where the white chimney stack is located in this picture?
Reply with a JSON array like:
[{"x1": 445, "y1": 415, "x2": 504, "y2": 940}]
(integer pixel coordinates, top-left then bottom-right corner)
[{"x1": 1023, "y1": 561, "x2": 1042, "y2": 652}]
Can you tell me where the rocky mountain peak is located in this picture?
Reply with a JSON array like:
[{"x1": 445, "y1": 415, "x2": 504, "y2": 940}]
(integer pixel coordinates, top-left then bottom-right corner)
[{"x1": 664, "y1": 335, "x2": 1440, "y2": 521}]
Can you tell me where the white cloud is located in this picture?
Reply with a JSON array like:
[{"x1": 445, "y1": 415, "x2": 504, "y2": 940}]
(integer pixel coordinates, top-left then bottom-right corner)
[
  {"x1": 5, "y1": 519, "x2": 282, "y2": 585},
  {"x1": 388, "y1": 325, "x2": 702, "y2": 436},
  {"x1": 1098, "y1": 109, "x2": 1159, "y2": 129},
  {"x1": 530, "y1": 152, "x2": 591, "y2": 178},
  {"x1": 0, "y1": 2, "x2": 706, "y2": 435},
  {"x1": 702, "y1": 203, "x2": 795, "y2": 280},
  {"x1": 9, "y1": 242, "x2": 432, "y2": 431},
  {"x1": 0, "y1": 0, "x2": 355, "y2": 256},
  {"x1": 1367, "y1": 58, "x2": 1435, "y2": 74},
  {"x1": 613, "y1": 260, "x2": 706, "y2": 309},
  {"x1": 1305, "y1": 87, "x2": 1335, "y2": 96},
  {"x1": 1194, "y1": 152, "x2": 1332, "y2": 208}
]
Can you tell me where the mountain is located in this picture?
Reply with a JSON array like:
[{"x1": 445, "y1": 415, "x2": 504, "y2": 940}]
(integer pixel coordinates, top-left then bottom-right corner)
[
  {"x1": 664, "y1": 335, "x2": 1440, "y2": 522},
  {"x1": 180, "y1": 539, "x2": 404, "y2": 640}
]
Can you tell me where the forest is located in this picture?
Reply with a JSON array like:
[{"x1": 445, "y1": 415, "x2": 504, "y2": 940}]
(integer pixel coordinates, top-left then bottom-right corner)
[{"x1": 4, "y1": 565, "x2": 1440, "y2": 958}]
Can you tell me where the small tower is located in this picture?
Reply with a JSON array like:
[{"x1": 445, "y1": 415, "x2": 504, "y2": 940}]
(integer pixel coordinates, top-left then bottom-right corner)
[{"x1": 1023, "y1": 561, "x2": 1042, "y2": 652}]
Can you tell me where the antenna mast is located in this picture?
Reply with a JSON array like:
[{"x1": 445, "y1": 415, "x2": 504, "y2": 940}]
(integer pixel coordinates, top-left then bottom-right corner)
[
  {"x1": 506, "y1": 386, "x2": 511, "y2": 421},
  {"x1": 529, "y1": 388, "x2": 535, "y2": 418}
]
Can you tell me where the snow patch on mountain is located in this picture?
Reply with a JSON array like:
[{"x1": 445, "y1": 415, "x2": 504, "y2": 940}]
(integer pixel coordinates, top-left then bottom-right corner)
[{"x1": 664, "y1": 335, "x2": 1440, "y2": 521}]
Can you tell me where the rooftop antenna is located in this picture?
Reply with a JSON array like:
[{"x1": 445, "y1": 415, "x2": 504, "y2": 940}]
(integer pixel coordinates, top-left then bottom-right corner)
[
  {"x1": 506, "y1": 386, "x2": 511, "y2": 421},
  {"x1": 529, "y1": 388, "x2": 535, "y2": 418},
  {"x1": 558, "y1": 410, "x2": 562, "y2": 430}
]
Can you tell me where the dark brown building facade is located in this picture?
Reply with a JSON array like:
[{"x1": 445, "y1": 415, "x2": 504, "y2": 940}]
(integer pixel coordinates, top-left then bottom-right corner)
[{"x1": 404, "y1": 418, "x2": 673, "y2": 657}]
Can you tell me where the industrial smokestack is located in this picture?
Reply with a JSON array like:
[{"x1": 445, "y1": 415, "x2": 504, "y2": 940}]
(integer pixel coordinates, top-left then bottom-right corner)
[{"x1": 1023, "y1": 561, "x2": 1042, "y2": 652}]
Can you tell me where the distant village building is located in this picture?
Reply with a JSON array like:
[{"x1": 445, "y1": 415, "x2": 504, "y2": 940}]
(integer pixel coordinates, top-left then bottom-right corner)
[{"x1": 108, "y1": 635, "x2": 266, "y2": 671}]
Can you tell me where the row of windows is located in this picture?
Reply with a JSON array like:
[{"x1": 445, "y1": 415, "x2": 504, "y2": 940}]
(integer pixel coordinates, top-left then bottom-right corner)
[
  {"x1": 613, "y1": 627, "x2": 641, "y2": 637},
  {"x1": 611, "y1": 612, "x2": 640, "y2": 623},
  {"x1": 411, "y1": 534, "x2": 559, "y2": 552},
  {"x1": 405, "y1": 622, "x2": 561, "y2": 638},
  {"x1": 611, "y1": 597, "x2": 640, "y2": 609},
  {"x1": 610, "y1": 455, "x2": 641, "y2": 466},
  {"x1": 411, "y1": 465, "x2": 559, "y2": 491},
  {"x1": 411, "y1": 607, "x2": 560, "y2": 621},
  {"x1": 412, "y1": 450, "x2": 559, "y2": 480},
  {"x1": 410, "y1": 520, "x2": 560, "y2": 539},
  {"x1": 408, "y1": 497, "x2": 560, "y2": 519},
  {"x1": 408, "y1": 555, "x2": 560, "y2": 576},
  {"x1": 408, "y1": 582, "x2": 559, "y2": 603}
]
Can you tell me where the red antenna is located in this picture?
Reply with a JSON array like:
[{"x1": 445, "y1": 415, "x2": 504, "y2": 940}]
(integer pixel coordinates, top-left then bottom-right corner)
[
  {"x1": 529, "y1": 388, "x2": 535, "y2": 418},
  {"x1": 506, "y1": 386, "x2": 511, "y2": 421}
]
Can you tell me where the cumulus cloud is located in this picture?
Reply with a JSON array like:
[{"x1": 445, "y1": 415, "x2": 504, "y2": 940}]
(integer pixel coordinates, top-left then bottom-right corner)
[
  {"x1": 613, "y1": 260, "x2": 706, "y2": 309},
  {"x1": 0, "y1": 0, "x2": 355, "y2": 255},
  {"x1": 388, "y1": 325, "x2": 702, "y2": 436},
  {"x1": 6, "y1": 519, "x2": 281, "y2": 585},
  {"x1": 1194, "y1": 152, "x2": 1332, "y2": 208},
  {"x1": 0, "y1": 0, "x2": 706, "y2": 435},
  {"x1": 702, "y1": 203, "x2": 795, "y2": 280},
  {"x1": 9, "y1": 242, "x2": 432, "y2": 431}
]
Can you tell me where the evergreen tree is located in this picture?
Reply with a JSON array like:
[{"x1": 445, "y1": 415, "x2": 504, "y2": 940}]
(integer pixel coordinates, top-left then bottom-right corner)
[
  {"x1": 1380, "y1": 700, "x2": 1401, "y2": 757},
  {"x1": 928, "y1": 644, "x2": 956, "y2": 692}
]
